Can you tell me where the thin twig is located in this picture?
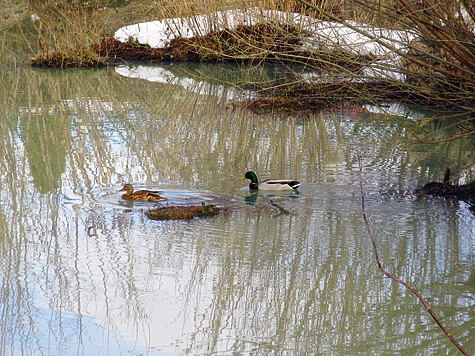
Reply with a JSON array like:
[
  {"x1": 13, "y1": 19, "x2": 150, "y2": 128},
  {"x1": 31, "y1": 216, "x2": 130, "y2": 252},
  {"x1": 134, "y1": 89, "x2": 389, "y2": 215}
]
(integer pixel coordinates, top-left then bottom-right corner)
[{"x1": 445, "y1": 257, "x2": 475, "y2": 271}]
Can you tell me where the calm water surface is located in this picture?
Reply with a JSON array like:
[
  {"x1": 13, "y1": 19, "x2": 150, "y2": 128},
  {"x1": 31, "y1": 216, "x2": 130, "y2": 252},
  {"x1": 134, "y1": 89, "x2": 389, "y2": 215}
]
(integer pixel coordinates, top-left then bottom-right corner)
[{"x1": 1, "y1": 39, "x2": 475, "y2": 356}]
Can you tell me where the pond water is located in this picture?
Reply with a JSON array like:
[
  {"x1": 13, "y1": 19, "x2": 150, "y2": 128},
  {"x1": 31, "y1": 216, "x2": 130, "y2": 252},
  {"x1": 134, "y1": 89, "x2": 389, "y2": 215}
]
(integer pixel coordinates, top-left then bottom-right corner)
[{"x1": 1, "y1": 34, "x2": 475, "y2": 356}]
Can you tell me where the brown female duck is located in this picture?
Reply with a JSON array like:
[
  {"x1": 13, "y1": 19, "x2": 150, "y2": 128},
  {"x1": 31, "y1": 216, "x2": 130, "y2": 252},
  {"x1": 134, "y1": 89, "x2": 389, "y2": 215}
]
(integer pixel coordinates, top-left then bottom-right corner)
[{"x1": 119, "y1": 184, "x2": 166, "y2": 202}]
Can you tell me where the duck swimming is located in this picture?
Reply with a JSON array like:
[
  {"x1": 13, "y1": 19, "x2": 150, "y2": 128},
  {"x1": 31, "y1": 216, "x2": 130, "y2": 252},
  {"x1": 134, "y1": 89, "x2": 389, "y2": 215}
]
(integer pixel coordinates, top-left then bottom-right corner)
[
  {"x1": 119, "y1": 184, "x2": 166, "y2": 202},
  {"x1": 241, "y1": 171, "x2": 301, "y2": 190}
]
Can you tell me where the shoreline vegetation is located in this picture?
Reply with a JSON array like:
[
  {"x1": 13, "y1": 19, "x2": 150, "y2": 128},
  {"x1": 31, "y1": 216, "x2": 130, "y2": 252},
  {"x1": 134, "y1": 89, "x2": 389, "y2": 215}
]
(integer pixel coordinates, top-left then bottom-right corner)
[
  {"x1": 27, "y1": 1, "x2": 475, "y2": 130},
  {"x1": 22, "y1": 0, "x2": 475, "y2": 130}
]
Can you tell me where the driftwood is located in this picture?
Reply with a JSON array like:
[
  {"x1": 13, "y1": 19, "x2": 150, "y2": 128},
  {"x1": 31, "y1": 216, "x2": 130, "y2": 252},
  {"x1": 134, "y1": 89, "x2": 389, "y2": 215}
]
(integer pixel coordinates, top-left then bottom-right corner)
[{"x1": 417, "y1": 168, "x2": 475, "y2": 200}]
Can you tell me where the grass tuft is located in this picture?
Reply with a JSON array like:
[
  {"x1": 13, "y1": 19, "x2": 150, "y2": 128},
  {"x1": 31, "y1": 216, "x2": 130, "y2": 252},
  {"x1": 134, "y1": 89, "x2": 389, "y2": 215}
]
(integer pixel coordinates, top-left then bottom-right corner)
[
  {"x1": 146, "y1": 204, "x2": 221, "y2": 220},
  {"x1": 28, "y1": 0, "x2": 115, "y2": 68},
  {"x1": 31, "y1": 50, "x2": 106, "y2": 68}
]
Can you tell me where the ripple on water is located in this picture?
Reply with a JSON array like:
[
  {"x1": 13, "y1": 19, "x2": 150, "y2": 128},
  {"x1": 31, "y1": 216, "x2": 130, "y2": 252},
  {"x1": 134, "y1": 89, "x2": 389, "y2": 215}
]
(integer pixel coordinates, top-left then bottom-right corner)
[{"x1": 73, "y1": 185, "x2": 225, "y2": 214}]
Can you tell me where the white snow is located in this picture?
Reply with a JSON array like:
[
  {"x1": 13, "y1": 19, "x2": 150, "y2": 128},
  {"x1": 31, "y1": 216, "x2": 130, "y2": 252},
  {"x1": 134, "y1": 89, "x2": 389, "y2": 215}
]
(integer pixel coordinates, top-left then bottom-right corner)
[{"x1": 114, "y1": 7, "x2": 416, "y2": 57}]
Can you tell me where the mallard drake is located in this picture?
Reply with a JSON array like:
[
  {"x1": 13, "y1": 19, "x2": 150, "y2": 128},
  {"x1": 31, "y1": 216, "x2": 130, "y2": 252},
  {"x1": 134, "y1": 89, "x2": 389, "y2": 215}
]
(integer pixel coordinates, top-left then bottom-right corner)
[
  {"x1": 241, "y1": 171, "x2": 301, "y2": 190},
  {"x1": 119, "y1": 184, "x2": 166, "y2": 202}
]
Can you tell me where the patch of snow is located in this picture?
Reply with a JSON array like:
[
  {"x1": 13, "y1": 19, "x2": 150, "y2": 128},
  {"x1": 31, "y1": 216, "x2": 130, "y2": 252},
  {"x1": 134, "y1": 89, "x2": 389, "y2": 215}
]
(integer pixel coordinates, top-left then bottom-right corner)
[
  {"x1": 301, "y1": 21, "x2": 415, "y2": 57},
  {"x1": 114, "y1": 7, "x2": 416, "y2": 58}
]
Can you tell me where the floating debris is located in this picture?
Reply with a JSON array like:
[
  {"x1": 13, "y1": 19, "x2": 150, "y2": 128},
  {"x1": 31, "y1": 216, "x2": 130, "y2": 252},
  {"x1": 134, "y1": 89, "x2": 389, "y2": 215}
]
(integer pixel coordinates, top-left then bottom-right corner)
[
  {"x1": 417, "y1": 168, "x2": 475, "y2": 201},
  {"x1": 146, "y1": 203, "x2": 221, "y2": 220},
  {"x1": 419, "y1": 181, "x2": 475, "y2": 200}
]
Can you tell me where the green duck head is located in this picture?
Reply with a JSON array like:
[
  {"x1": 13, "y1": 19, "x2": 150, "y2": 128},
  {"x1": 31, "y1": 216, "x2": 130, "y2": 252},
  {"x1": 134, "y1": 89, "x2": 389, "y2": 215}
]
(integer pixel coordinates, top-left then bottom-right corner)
[{"x1": 241, "y1": 171, "x2": 259, "y2": 183}]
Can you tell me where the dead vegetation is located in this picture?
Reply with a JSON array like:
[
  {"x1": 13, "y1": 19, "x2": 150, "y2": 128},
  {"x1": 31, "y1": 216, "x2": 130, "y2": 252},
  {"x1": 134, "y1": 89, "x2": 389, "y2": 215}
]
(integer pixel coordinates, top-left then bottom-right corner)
[
  {"x1": 92, "y1": 23, "x2": 307, "y2": 63},
  {"x1": 31, "y1": 51, "x2": 106, "y2": 68},
  {"x1": 146, "y1": 204, "x2": 221, "y2": 220},
  {"x1": 244, "y1": 80, "x2": 475, "y2": 114},
  {"x1": 27, "y1": 0, "x2": 117, "y2": 68},
  {"x1": 92, "y1": 22, "x2": 371, "y2": 70},
  {"x1": 22, "y1": 0, "x2": 475, "y2": 137}
]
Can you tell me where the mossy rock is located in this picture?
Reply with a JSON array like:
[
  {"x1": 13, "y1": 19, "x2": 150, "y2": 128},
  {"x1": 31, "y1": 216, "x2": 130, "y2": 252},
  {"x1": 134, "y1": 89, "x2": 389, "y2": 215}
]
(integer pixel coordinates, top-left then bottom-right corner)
[{"x1": 146, "y1": 204, "x2": 221, "y2": 220}]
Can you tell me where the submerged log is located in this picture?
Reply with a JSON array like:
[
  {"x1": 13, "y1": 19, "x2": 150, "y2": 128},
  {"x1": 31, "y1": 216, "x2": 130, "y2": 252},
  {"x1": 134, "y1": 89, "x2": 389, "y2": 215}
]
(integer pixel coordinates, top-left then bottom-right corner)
[
  {"x1": 146, "y1": 203, "x2": 221, "y2": 220},
  {"x1": 418, "y1": 168, "x2": 475, "y2": 200}
]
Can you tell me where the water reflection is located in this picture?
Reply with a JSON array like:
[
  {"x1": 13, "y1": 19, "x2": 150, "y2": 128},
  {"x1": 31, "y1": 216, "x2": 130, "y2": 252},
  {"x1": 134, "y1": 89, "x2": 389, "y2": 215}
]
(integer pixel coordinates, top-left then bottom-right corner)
[
  {"x1": 1, "y1": 40, "x2": 475, "y2": 356},
  {"x1": 243, "y1": 190, "x2": 300, "y2": 204},
  {"x1": 22, "y1": 112, "x2": 69, "y2": 193}
]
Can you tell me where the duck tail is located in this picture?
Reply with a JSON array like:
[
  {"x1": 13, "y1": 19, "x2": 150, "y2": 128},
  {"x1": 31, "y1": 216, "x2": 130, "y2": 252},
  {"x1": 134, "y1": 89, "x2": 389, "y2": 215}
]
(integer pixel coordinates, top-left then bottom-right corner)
[{"x1": 289, "y1": 181, "x2": 301, "y2": 189}]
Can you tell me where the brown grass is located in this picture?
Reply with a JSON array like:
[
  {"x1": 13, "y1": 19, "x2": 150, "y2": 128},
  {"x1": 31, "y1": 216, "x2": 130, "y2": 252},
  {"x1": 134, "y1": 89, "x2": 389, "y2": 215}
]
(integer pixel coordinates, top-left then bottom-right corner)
[
  {"x1": 31, "y1": 50, "x2": 106, "y2": 68},
  {"x1": 146, "y1": 204, "x2": 221, "y2": 220},
  {"x1": 28, "y1": 0, "x2": 117, "y2": 67},
  {"x1": 244, "y1": 80, "x2": 475, "y2": 113}
]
